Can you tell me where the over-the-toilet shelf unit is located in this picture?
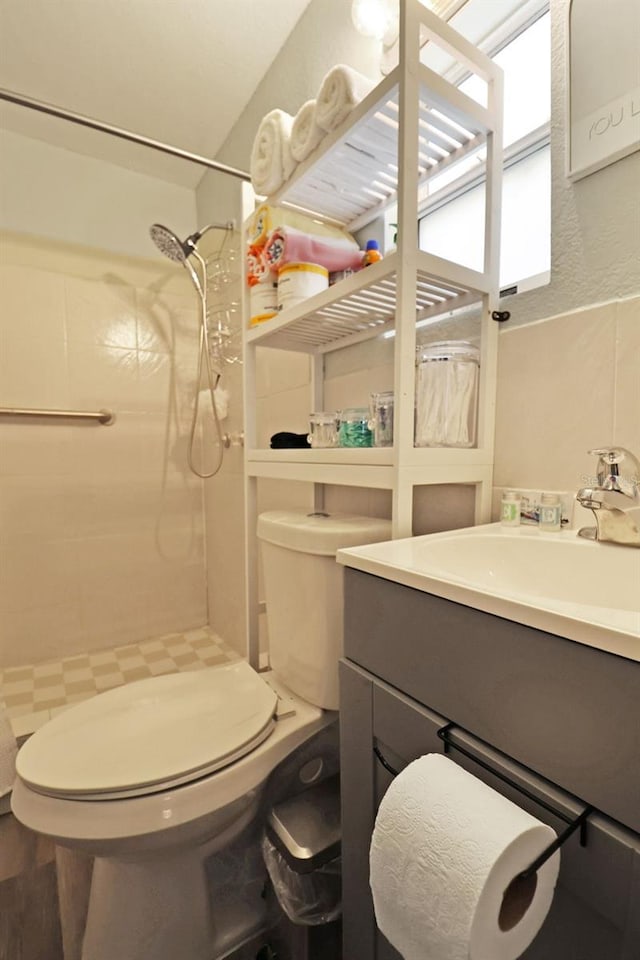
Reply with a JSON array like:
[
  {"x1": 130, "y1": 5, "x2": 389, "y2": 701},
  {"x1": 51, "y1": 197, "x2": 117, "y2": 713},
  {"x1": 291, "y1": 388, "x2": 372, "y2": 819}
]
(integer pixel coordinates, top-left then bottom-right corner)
[{"x1": 242, "y1": 0, "x2": 503, "y2": 667}]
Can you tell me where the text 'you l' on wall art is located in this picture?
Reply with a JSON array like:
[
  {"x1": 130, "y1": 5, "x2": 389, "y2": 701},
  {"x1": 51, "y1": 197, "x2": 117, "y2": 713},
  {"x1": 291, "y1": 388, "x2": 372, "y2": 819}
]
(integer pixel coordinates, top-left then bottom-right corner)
[{"x1": 566, "y1": 0, "x2": 640, "y2": 181}]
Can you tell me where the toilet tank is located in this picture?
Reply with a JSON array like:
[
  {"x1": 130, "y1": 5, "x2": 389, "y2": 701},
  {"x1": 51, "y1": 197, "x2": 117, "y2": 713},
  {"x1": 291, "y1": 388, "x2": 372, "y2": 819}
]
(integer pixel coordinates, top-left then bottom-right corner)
[{"x1": 257, "y1": 511, "x2": 391, "y2": 710}]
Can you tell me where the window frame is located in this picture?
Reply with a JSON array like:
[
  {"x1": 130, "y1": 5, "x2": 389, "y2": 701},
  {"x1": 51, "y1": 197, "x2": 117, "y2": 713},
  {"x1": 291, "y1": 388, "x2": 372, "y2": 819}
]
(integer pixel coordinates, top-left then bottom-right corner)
[{"x1": 416, "y1": 1, "x2": 551, "y2": 296}]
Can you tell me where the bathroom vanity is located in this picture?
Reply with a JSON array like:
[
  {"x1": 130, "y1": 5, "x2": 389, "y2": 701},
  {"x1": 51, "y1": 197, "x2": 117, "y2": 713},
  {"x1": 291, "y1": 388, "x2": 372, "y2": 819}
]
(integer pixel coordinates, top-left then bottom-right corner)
[{"x1": 337, "y1": 526, "x2": 640, "y2": 959}]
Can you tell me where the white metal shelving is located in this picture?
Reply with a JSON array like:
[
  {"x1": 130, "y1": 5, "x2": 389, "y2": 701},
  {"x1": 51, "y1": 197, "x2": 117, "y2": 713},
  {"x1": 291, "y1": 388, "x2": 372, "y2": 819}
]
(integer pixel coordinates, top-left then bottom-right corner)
[
  {"x1": 245, "y1": 250, "x2": 490, "y2": 354},
  {"x1": 242, "y1": 0, "x2": 503, "y2": 667}
]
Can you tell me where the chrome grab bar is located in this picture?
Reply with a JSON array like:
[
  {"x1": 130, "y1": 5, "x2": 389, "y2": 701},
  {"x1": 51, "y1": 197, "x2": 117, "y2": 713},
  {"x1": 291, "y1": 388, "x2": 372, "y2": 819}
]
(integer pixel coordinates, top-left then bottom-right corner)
[{"x1": 0, "y1": 406, "x2": 115, "y2": 425}]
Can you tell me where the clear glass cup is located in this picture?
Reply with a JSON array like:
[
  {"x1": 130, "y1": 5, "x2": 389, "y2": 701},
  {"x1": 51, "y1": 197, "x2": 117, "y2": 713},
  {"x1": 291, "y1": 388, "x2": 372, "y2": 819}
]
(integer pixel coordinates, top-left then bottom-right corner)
[
  {"x1": 369, "y1": 391, "x2": 394, "y2": 447},
  {"x1": 308, "y1": 412, "x2": 338, "y2": 448}
]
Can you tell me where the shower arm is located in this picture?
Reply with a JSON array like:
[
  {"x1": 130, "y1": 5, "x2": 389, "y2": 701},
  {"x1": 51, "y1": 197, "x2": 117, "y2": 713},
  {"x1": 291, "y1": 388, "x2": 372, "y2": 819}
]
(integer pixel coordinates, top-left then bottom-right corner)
[
  {"x1": 182, "y1": 223, "x2": 235, "y2": 295},
  {"x1": 186, "y1": 222, "x2": 235, "y2": 251}
]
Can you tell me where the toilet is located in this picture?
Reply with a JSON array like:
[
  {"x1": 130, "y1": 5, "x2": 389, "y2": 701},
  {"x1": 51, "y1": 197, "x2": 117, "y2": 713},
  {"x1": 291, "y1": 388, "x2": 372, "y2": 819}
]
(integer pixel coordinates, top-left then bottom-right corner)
[{"x1": 11, "y1": 510, "x2": 390, "y2": 960}]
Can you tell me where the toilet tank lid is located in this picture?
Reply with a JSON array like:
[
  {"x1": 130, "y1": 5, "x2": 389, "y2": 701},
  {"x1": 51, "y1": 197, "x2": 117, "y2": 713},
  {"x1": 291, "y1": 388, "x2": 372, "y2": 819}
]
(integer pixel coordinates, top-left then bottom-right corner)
[{"x1": 257, "y1": 511, "x2": 392, "y2": 556}]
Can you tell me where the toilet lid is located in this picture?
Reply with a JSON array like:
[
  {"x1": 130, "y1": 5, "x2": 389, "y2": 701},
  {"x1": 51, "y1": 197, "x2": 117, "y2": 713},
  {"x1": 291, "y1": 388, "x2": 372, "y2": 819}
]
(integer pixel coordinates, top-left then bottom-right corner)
[{"x1": 16, "y1": 661, "x2": 278, "y2": 800}]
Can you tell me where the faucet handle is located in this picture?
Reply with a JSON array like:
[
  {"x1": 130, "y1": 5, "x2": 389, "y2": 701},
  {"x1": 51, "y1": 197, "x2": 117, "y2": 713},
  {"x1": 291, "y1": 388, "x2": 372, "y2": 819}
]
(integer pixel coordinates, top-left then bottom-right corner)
[{"x1": 588, "y1": 446, "x2": 640, "y2": 496}]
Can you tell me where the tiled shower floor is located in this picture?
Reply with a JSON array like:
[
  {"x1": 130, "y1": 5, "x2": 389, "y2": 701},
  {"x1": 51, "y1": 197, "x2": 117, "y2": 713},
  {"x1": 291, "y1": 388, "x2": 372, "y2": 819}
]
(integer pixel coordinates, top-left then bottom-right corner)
[{"x1": 0, "y1": 626, "x2": 240, "y2": 739}]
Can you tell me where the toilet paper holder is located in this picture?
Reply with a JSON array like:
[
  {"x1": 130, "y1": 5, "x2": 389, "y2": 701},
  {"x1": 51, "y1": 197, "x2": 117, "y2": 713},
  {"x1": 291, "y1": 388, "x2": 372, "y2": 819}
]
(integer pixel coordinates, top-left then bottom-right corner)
[{"x1": 373, "y1": 721, "x2": 595, "y2": 882}]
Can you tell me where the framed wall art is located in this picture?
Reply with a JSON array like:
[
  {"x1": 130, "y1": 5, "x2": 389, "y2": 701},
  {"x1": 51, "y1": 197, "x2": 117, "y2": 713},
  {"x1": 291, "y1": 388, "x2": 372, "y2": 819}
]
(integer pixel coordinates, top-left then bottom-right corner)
[{"x1": 566, "y1": 0, "x2": 640, "y2": 181}]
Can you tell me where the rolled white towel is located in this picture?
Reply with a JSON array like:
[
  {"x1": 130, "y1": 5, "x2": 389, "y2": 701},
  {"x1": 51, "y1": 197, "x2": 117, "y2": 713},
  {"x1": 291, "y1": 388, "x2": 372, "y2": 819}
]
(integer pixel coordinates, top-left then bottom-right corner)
[
  {"x1": 315, "y1": 64, "x2": 377, "y2": 133},
  {"x1": 0, "y1": 701, "x2": 17, "y2": 813},
  {"x1": 290, "y1": 99, "x2": 326, "y2": 163},
  {"x1": 250, "y1": 109, "x2": 297, "y2": 197}
]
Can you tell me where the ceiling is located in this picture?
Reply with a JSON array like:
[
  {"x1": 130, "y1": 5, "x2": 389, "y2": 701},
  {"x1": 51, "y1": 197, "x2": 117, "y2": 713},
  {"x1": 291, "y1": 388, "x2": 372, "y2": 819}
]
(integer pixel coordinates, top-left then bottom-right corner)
[{"x1": 0, "y1": 0, "x2": 314, "y2": 187}]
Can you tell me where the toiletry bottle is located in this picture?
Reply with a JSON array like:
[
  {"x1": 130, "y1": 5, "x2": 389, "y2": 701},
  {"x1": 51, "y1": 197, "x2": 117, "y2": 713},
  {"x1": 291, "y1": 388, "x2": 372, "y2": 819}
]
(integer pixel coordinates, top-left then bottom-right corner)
[
  {"x1": 500, "y1": 490, "x2": 521, "y2": 527},
  {"x1": 362, "y1": 239, "x2": 382, "y2": 267},
  {"x1": 539, "y1": 492, "x2": 562, "y2": 531}
]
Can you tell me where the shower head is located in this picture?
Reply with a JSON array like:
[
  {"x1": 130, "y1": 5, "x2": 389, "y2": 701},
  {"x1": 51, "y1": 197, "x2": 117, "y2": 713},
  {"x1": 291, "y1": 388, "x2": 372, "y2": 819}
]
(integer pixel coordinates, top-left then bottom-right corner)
[
  {"x1": 150, "y1": 223, "x2": 190, "y2": 264},
  {"x1": 150, "y1": 221, "x2": 235, "y2": 263}
]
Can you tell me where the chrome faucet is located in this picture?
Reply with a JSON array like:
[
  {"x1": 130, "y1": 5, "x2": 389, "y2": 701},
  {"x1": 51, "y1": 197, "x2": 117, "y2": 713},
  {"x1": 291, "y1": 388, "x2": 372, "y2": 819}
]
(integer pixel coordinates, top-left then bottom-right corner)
[{"x1": 576, "y1": 447, "x2": 640, "y2": 547}]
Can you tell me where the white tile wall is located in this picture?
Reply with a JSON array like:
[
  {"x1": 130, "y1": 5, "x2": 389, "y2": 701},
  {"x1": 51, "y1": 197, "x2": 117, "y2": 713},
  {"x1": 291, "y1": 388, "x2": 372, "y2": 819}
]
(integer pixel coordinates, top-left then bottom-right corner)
[
  {"x1": 494, "y1": 295, "x2": 640, "y2": 501},
  {"x1": 0, "y1": 233, "x2": 207, "y2": 668},
  {"x1": 613, "y1": 297, "x2": 640, "y2": 451}
]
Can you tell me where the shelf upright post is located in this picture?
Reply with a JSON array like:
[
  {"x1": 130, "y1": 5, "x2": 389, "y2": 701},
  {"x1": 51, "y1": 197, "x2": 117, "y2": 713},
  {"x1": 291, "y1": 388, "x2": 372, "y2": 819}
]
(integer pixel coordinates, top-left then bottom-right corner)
[
  {"x1": 392, "y1": 0, "x2": 423, "y2": 539},
  {"x1": 241, "y1": 181, "x2": 262, "y2": 671},
  {"x1": 476, "y1": 51, "x2": 504, "y2": 523},
  {"x1": 311, "y1": 352, "x2": 326, "y2": 515},
  {"x1": 413, "y1": 2, "x2": 504, "y2": 527}
]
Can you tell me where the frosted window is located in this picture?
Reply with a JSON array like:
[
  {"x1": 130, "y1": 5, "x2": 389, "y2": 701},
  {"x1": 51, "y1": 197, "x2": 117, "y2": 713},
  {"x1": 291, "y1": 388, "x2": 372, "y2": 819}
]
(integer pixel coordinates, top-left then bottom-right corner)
[
  {"x1": 459, "y1": 13, "x2": 550, "y2": 148},
  {"x1": 417, "y1": 10, "x2": 551, "y2": 289},
  {"x1": 430, "y1": 13, "x2": 551, "y2": 194},
  {"x1": 418, "y1": 145, "x2": 550, "y2": 288}
]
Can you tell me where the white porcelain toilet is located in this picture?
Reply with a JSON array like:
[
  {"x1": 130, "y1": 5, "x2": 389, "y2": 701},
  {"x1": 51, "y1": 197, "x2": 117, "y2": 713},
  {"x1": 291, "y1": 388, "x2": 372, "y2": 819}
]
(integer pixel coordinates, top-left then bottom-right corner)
[{"x1": 11, "y1": 510, "x2": 390, "y2": 960}]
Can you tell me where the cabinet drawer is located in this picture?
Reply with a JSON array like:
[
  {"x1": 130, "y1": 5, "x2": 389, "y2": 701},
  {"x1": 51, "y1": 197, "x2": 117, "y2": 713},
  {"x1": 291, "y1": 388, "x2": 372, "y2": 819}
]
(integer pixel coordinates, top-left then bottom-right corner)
[{"x1": 371, "y1": 680, "x2": 640, "y2": 955}]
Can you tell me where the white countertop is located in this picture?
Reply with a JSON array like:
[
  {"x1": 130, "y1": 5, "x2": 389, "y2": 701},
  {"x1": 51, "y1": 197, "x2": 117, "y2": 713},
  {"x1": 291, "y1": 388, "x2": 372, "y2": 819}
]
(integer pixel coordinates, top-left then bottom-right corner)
[{"x1": 338, "y1": 523, "x2": 640, "y2": 663}]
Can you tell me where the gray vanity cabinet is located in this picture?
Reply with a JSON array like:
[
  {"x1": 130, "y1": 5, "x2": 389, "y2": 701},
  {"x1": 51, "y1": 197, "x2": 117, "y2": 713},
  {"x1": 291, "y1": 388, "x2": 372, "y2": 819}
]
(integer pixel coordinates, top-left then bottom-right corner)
[{"x1": 339, "y1": 568, "x2": 640, "y2": 960}]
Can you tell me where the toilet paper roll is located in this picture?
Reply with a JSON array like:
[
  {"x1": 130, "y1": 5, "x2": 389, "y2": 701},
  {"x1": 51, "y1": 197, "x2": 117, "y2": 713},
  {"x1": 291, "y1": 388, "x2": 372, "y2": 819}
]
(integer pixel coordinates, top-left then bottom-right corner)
[{"x1": 370, "y1": 754, "x2": 560, "y2": 960}]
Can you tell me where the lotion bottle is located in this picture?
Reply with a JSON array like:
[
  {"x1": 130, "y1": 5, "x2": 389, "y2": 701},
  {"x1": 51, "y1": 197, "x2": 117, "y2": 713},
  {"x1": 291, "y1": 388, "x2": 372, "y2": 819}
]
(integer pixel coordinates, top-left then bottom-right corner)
[
  {"x1": 539, "y1": 492, "x2": 562, "y2": 531},
  {"x1": 500, "y1": 490, "x2": 521, "y2": 527}
]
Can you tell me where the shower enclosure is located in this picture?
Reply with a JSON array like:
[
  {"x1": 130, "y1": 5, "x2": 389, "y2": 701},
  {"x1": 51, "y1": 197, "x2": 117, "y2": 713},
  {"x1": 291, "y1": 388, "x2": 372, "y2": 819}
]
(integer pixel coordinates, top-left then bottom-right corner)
[
  {"x1": 0, "y1": 89, "x2": 250, "y2": 671},
  {"x1": 0, "y1": 80, "x2": 260, "y2": 959}
]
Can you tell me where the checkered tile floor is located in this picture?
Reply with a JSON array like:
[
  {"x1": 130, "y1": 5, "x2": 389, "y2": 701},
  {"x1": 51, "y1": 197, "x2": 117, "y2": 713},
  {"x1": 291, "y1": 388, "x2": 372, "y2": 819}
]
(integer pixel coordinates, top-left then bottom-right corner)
[{"x1": 0, "y1": 626, "x2": 239, "y2": 739}]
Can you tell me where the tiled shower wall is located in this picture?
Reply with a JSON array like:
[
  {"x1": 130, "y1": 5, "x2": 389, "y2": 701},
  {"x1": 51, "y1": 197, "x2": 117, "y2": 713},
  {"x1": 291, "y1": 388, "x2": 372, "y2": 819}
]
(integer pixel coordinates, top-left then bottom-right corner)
[{"x1": 0, "y1": 232, "x2": 207, "y2": 669}]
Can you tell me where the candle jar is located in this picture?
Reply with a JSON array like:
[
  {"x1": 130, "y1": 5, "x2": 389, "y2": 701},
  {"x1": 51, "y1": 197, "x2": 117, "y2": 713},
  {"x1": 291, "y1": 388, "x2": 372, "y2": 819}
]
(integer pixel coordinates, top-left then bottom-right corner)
[{"x1": 415, "y1": 341, "x2": 479, "y2": 448}]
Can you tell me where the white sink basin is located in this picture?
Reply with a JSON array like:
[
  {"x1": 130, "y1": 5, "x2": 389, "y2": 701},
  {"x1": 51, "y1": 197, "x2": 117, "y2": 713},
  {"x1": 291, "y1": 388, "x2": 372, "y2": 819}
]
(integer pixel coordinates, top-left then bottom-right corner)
[{"x1": 337, "y1": 524, "x2": 640, "y2": 661}]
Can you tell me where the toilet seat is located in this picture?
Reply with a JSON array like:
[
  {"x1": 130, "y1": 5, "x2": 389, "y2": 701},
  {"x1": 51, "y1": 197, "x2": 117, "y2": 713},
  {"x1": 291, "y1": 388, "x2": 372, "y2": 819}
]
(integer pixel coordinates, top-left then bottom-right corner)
[{"x1": 16, "y1": 661, "x2": 278, "y2": 801}]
